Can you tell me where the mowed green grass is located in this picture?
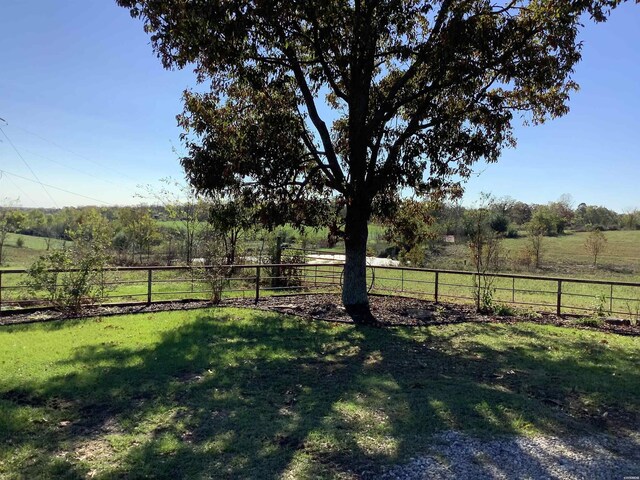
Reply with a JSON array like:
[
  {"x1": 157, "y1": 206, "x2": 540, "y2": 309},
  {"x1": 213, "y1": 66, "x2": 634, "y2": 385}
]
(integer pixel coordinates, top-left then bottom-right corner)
[{"x1": 1, "y1": 308, "x2": 638, "y2": 479}]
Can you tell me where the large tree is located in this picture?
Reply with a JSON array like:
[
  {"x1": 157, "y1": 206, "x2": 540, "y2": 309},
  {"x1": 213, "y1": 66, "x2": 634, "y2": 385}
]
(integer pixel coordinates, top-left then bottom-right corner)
[{"x1": 119, "y1": 0, "x2": 632, "y2": 322}]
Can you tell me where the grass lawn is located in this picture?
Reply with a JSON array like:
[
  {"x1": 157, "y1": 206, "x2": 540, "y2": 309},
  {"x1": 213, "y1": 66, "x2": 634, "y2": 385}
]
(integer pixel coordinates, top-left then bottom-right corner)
[{"x1": 1, "y1": 308, "x2": 638, "y2": 479}]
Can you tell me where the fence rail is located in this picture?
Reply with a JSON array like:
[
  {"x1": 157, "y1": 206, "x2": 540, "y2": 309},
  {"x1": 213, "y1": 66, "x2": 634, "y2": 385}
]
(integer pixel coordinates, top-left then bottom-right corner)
[{"x1": 1, "y1": 263, "x2": 639, "y2": 321}]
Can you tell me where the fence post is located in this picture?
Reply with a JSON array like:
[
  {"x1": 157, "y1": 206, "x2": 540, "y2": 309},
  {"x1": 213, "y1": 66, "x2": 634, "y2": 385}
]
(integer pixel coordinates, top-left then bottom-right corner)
[
  {"x1": 556, "y1": 280, "x2": 562, "y2": 316},
  {"x1": 609, "y1": 283, "x2": 614, "y2": 314},
  {"x1": 434, "y1": 271, "x2": 439, "y2": 303},
  {"x1": 314, "y1": 264, "x2": 318, "y2": 289},
  {"x1": 147, "y1": 268, "x2": 153, "y2": 305},
  {"x1": 401, "y1": 269, "x2": 404, "y2": 293},
  {"x1": 512, "y1": 277, "x2": 515, "y2": 303},
  {"x1": 255, "y1": 265, "x2": 261, "y2": 304},
  {"x1": 0, "y1": 271, "x2": 3, "y2": 317}
]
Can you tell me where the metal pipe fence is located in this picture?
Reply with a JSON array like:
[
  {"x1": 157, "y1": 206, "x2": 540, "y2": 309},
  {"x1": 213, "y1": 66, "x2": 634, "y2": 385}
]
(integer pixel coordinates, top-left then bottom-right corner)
[{"x1": 1, "y1": 263, "x2": 639, "y2": 321}]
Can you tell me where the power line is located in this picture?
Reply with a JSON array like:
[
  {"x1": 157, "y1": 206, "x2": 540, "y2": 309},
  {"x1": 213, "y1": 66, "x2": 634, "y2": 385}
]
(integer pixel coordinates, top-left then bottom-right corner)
[
  {"x1": 0, "y1": 170, "x2": 37, "y2": 205},
  {"x1": 0, "y1": 168, "x2": 111, "y2": 205},
  {"x1": 12, "y1": 124, "x2": 141, "y2": 183},
  {"x1": 20, "y1": 146, "x2": 130, "y2": 190},
  {"x1": 0, "y1": 126, "x2": 59, "y2": 207}
]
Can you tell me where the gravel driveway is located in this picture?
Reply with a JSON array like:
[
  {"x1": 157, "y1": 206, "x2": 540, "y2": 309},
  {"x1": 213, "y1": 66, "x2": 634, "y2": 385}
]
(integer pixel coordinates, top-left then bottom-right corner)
[{"x1": 379, "y1": 431, "x2": 640, "y2": 480}]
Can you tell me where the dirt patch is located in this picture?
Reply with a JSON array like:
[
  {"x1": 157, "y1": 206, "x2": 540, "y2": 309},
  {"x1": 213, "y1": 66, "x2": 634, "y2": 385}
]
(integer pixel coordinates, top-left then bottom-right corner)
[{"x1": 1, "y1": 294, "x2": 638, "y2": 336}]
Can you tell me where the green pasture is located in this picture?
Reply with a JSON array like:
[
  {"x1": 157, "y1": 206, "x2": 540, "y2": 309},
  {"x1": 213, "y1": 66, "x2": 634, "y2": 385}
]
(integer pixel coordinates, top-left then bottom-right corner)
[
  {"x1": 424, "y1": 230, "x2": 640, "y2": 279},
  {"x1": 368, "y1": 267, "x2": 640, "y2": 319},
  {"x1": 1, "y1": 308, "x2": 639, "y2": 479},
  {"x1": 0, "y1": 233, "x2": 67, "y2": 269}
]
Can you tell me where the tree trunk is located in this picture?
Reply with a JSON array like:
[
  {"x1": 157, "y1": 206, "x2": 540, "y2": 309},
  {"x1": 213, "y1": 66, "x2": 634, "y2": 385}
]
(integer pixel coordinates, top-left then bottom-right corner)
[{"x1": 342, "y1": 202, "x2": 376, "y2": 324}]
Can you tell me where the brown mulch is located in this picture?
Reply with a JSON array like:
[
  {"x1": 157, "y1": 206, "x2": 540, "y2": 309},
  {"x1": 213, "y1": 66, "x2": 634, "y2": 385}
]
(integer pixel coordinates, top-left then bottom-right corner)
[{"x1": 1, "y1": 293, "x2": 639, "y2": 336}]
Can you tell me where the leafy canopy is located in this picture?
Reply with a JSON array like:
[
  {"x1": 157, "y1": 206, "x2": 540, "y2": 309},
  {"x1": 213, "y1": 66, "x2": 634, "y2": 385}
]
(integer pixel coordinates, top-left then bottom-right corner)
[{"x1": 118, "y1": 0, "x2": 631, "y2": 226}]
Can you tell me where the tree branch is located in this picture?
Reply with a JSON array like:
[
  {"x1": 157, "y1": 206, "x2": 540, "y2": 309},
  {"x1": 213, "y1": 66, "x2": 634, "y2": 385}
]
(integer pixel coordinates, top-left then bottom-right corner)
[{"x1": 283, "y1": 46, "x2": 347, "y2": 190}]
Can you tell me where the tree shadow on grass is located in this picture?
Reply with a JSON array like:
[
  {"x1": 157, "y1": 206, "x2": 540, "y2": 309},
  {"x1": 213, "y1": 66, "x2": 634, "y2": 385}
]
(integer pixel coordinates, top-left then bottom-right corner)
[{"x1": 1, "y1": 309, "x2": 639, "y2": 479}]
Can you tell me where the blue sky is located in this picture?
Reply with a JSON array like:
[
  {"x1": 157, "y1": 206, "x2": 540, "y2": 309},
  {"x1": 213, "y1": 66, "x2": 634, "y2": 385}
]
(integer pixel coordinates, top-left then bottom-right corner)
[{"x1": 0, "y1": 1, "x2": 638, "y2": 211}]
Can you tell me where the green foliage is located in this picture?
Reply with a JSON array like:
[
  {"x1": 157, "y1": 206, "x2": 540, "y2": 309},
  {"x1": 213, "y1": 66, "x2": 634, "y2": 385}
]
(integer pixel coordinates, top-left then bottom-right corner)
[
  {"x1": 194, "y1": 226, "x2": 228, "y2": 303},
  {"x1": 383, "y1": 199, "x2": 440, "y2": 266},
  {"x1": 115, "y1": 207, "x2": 160, "y2": 264},
  {"x1": 141, "y1": 178, "x2": 208, "y2": 264},
  {"x1": 0, "y1": 202, "x2": 22, "y2": 265},
  {"x1": 23, "y1": 209, "x2": 113, "y2": 313},
  {"x1": 574, "y1": 203, "x2": 620, "y2": 231},
  {"x1": 591, "y1": 293, "x2": 609, "y2": 318},
  {"x1": 15, "y1": 237, "x2": 24, "y2": 248},
  {"x1": 621, "y1": 209, "x2": 639, "y2": 230},
  {"x1": 578, "y1": 317, "x2": 605, "y2": 328},
  {"x1": 506, "y1": 226, "x2": 519, "y2": 239},
  {"x1": 24, "y1": 248, "x2": 111, "y2": 313},
  {"x1": 524, "y1": 213, "x2": 551, "y2": 268},
  {"x1": 528, "y1": 207, "x2": 563, "y2": 236},
  {"x1": 493, "y1": 303, "x2": 517, "y2": 317},
  {"x1": 489, "y1": 213, "x2": 510, "y2": 235},
  {"x1": 208, "y1": 194, "x2": 256, "y2": 265}
]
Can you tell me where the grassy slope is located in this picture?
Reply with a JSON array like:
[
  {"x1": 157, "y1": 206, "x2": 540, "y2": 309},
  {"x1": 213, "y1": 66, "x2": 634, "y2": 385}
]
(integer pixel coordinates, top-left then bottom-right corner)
[
  {"x1": 414, "y1": 230, "x2": 640, "y2": 281},
  {"x1": 0, "y1": 233, "x2": 67, "y2": 269},
  {"x1": 1, "y1": 308, "x2": 638, "y2": 479}
]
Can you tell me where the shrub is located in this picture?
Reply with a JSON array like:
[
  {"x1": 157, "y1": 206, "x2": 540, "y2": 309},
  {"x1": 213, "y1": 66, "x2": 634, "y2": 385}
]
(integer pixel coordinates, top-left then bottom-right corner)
[
  {"x1": 24, "y1": 248, "x2": 112, "y2": 312},
  {"x1": 24, "y1": 211, "x2": 113, "y2": 313},
  {"x1": 489, "y1": 214, "x2": 509, "y2": 234},
  {"x1": 505, "y1": 227, "x2": 519, "y2": 239},
  {"x1": 493, "y1": 303, "x2": 517, "y2": 316},
  {"x1": 15, "y1": 237, "x2": 24, "y2": 248},
  {"x1": 591, "y1": 293, "x2": 608, "y2": 317},
  {"x1": 578, "y1": 317, "x2": 604, "y2": 328},
  {"x1": 584, "y1": 229, "x2": 607, "y2": 267},
  {"x1": 513, "y1": 246, "x2": 533, "y2": 268}
]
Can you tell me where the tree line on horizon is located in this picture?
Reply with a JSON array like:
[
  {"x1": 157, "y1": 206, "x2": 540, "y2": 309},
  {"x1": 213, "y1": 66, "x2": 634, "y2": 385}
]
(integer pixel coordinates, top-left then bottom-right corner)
[{"x1": 0, "y1": 193, "x2": 638, "y2": 267}]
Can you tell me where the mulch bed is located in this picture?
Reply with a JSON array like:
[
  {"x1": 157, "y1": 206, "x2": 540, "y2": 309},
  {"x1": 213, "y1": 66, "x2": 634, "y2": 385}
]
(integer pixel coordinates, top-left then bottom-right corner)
[{"x1": 1, "y1": 293, "x2": 639, "y2": 336}]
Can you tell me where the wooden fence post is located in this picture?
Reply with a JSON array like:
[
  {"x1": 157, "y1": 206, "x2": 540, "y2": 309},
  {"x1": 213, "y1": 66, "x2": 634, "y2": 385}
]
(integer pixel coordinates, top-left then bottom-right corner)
[
  {"x1": 401, "y1": 269, "x2": 404, "y2": 293},
  {"x1": 255, "y1": 265, "x2": 261, "y2": 304},
  {"x1": 434, "y1": 271, "x2": 439, "y2": 304},
  {"x1": 0, "y1": 271, "x2": 3, "y2": 317},
  {"x1": 556, "y1": 280, "x2": 562, "y2": 316},
  {"x1": 609, "y1": 284, "x2": 614, "y2": 314},
  {"x1": 147, "y1": 268, "x2": 153, "y2": 305}
]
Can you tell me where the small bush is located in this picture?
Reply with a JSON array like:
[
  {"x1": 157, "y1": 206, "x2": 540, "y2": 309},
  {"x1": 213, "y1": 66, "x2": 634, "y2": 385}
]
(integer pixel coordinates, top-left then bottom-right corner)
[
  {"x1": 578, "y1": 317, "x2": 604, "y2": 328},
  {"x1": 591, "y1": 293, "x2": 608, "y2": 317},
  {"x1": 24, "y1": 249, "x2": 112, "y2": 312},
  {"x1": 489, "y1": 214, "x2": 509, "y2": 234},
  {"x1": 493, "y1": 304, "x2": 517, "y2": 316},
  {"x1": 505, "y1": 227, "x2": 519, "y2": 239},
  {"x1": 513, "y1": 247, "x2": 533, "y2": 268},
  {"x1": 15, "y1": 237, "x2": 24, "y2": 248}
]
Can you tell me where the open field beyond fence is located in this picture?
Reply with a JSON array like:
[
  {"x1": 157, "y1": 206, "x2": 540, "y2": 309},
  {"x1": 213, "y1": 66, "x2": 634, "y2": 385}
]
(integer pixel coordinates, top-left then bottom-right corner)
[{"x1": 1, "y1": 263, "x2": 639, "y2": 321}]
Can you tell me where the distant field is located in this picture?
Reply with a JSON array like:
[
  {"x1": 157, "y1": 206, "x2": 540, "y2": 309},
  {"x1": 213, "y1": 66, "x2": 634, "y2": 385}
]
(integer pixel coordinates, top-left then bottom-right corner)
[
  {"x1": 0, "y1": 233, "x2": 67, "y2": 269},
  {"x1": 1, "y1": 229, "x2": 639, "y2": 318},
  {"x1": 421, "y1": 230, "x2": 640, "y2": 282}
]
